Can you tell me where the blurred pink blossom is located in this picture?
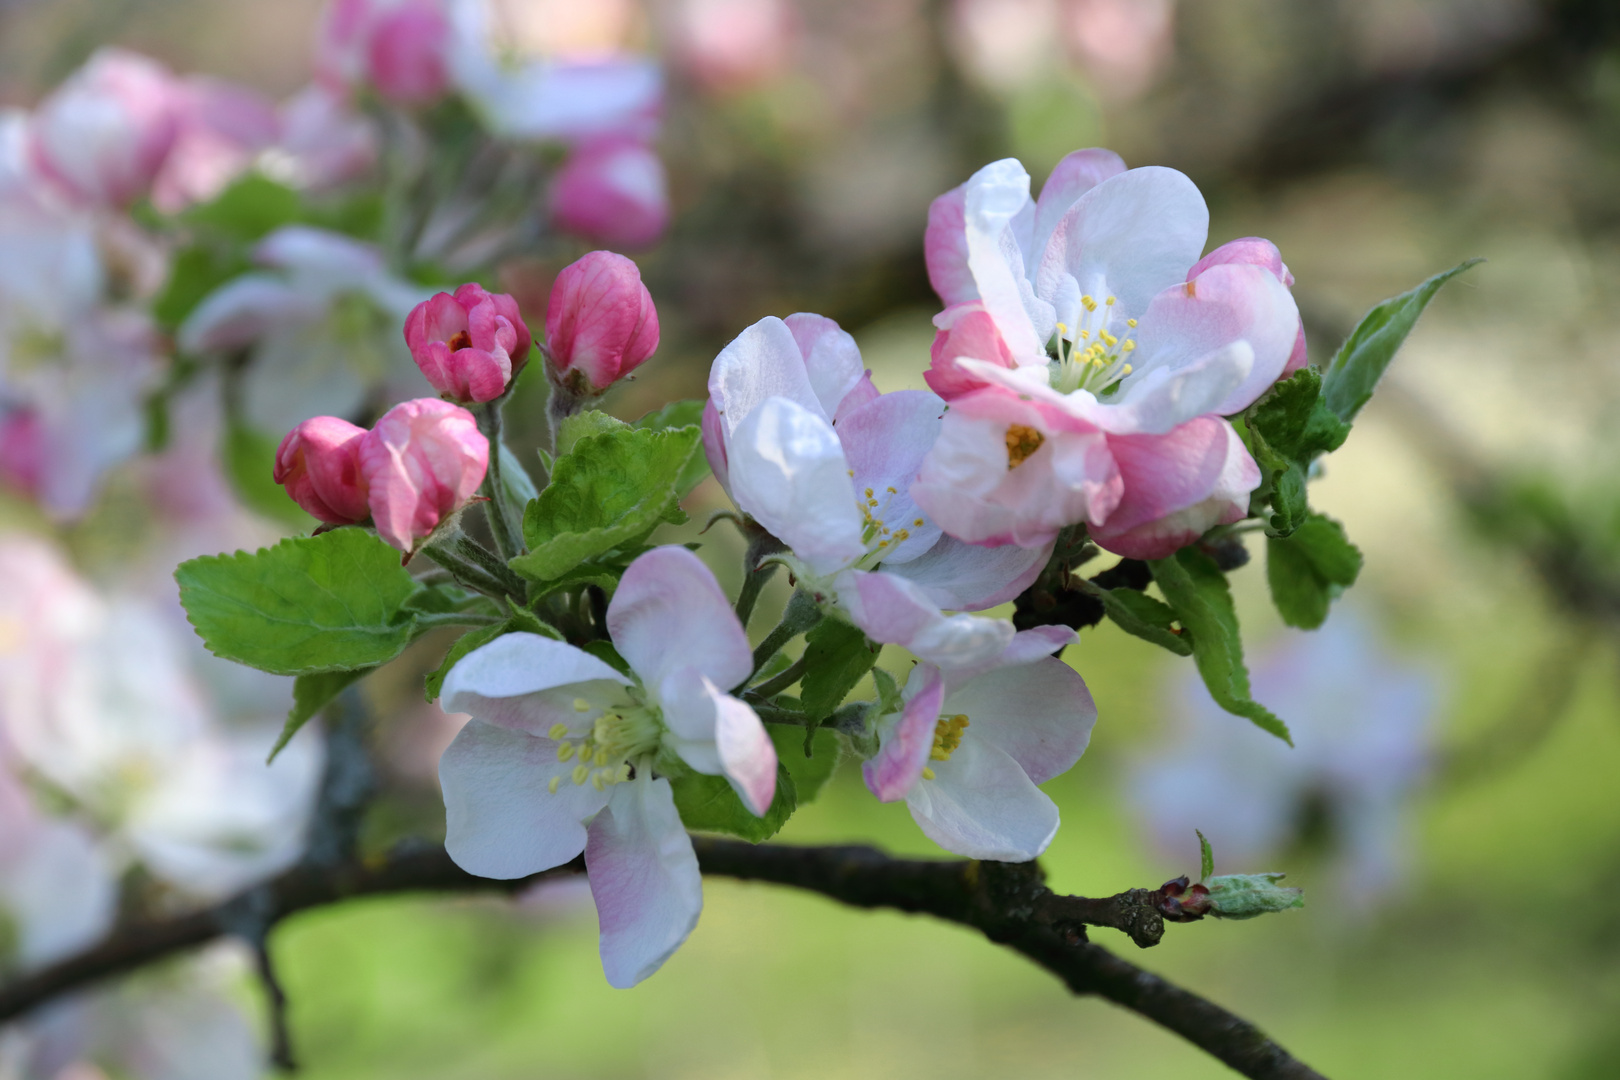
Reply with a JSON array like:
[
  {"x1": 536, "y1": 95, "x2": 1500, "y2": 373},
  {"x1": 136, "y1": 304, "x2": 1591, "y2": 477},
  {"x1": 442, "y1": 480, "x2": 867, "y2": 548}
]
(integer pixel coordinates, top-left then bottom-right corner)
[
  {"x1": 28, "y1": 48, "x2": 182, "y2": 207},
  {"x1": 150, "y1": 76, "x2": 280, "y2": 213},
  {"x1": 550, "y1": 137, "x2": 669, "y2": 249},
  {"x1": 318, "y1": 0, "x2": 453, "y2": 107},
  {"x1": 265, "y1": 84, "x2": 379, "y2": 192},
  {"x1": 670, "y1": 0, "x2": 797, "y2": 94},
  {"x1": 1062, "y1": 0, "x2": 1176, "y2": 101}
]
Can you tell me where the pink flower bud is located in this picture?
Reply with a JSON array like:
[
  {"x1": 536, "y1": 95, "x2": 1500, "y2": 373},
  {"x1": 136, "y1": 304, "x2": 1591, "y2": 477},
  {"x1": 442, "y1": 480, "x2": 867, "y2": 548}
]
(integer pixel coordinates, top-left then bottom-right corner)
[
  {"x1": 404, "y1": 283, "x2": 532, "y2": 403},
  {"x1": 29, "y1": 48, "x2": 181, "y2": 207},
  {"x1": 368, "y1": 0, "x2": 452, "y2": 105},
  {"x1": 549, "y1": 138, "x2": 669, "y2": 251},
  {"x1": 545, "y1": 251, "x2": 659, "y2": 395},
  {"x1": 359, "y1": 399, "x2": 488, "y2": 552},
  {"x1": 316, "y1": 0, "x2": 451, "y2": 108},
  {"x1": 273, "y1": 416, "x2": 371, "y2": 525}
]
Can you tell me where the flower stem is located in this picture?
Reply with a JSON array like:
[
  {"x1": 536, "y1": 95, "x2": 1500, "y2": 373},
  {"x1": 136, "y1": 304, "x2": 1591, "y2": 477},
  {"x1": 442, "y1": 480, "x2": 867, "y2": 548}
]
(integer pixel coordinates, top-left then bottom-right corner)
[
  {"x1": 743, "y1": 590, "x2": 822, "y2": 687},
  {"x1": 749, "y1": 655, "x2": 807, "y2": 700},
  {"x1": 477, "y1": 400, "x2": 525, "y2": 562}
]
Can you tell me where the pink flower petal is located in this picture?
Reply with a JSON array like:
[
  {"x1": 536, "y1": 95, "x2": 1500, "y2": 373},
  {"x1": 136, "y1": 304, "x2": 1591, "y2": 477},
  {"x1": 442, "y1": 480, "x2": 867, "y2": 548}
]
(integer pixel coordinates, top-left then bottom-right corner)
[
  {"x1": 608, "y1": 546, "x2": 754, "y2": 693},
  {"x1": 862, "y1": 664, "x2": 945, "y2": 802}
]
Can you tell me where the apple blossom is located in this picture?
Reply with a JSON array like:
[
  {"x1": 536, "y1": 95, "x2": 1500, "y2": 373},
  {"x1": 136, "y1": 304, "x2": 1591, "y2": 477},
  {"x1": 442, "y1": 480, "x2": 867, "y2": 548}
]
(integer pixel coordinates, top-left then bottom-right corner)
[
  {"x1": 1131, "y1": 611, "x2": 1438, "y2": 907},
  {"x1": 273, "y1": 415, "x2": 371, "y2": 524},
  {"x1": 550, "y1": 137, "x2": 670, "y2": 250},
  {"x1": 178, "y1": 225, "x2": 427, "y2": 434},
  {"x1": 0, "y1": 770, "x2": 116, "y2": 974},
  {"x1": 707, "y1": 314, "x2": 1048, "y2": 668},
  {"x1": 912, "y1": 150, "x2": 1304, "y2": 557},
  {"x1": 545, "y1": 250, "x2": 660, "y2": 397},
  {"x1": 446, "y1": 0, "x2": 662, "y2": 143},
  {"x1": 670, "y1": 0, "x2": 796, "y2": 94},
  {"x1": 263, "y1": 84, "x2": 379, "y2": 192},
  {"x1": 149, "y1": 76, "x2": 280, "y2": 213},
  {"x1": 862, "y1": 625, "x2": 1094, "y2": 860},
  {"x1": 358, "y1": 398, "x2": 489, "y2": 552},
  {"x1": 439, "y1": 546, "x2": 777, "y2": 986},
  {"x1": 27, "y1": 48, "x2": 181, "y2": 207},
  {"x1": 318, "y1": 0, "x2": 453, "y2": 107},
  {"x1": 0, "y1": 537, "x2": 323, "y2": 900},
  {"x1": 405, "y1": 282, "x2": 532, "y2": 403}
]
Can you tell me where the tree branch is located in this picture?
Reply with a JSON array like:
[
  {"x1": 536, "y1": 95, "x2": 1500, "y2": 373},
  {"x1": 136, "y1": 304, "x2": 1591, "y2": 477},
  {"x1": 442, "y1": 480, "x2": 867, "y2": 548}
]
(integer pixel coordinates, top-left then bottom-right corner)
[{"x1": 0, "y1": 841, "x2": 1324, "y2": 1080}]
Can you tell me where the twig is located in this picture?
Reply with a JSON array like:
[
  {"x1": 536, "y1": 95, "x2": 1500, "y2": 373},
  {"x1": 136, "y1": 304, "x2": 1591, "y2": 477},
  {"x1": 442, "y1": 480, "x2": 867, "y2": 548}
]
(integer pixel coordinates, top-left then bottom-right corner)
[{"x1": 0, "y1": 841, "x2": 1325, "y2": 1080}]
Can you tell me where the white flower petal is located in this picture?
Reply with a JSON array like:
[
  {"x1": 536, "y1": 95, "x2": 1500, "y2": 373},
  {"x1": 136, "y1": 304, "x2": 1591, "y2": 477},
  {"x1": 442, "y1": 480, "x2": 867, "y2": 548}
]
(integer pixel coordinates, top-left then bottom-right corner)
[
  {"x1": 843, "y1": 570, "x2": 1014, "y2": 670},
  {"x1": 608, "y1": 546, "x2": 752, "y2": 694},
  {"x1": 708, "y1": 315, "x2": 826, "y2": 434},
  {"x1": 905, "y1": 739, "x2": 1060, "y2": 861},
  {"x1": 442, "y1": 632, "x2": 629, "y2": 737},
  {"x1": 727, "y1": 396, "x2": 865, "y2": 576},
  {"x1": 440, "y1": 720, "x2": 609, "y2": 879},
  {"x1": 882, "y1": 534, "x2": 1050, "y2": 611},
  {"x1": 942, "y1": 658, "x2": 1096, "y2": 785},
  {"x1": 962, "y1": 158, "x2": 1049, "y2": 361},
  {"x1": 586, "y1": 774, "x2": 703, "y2": 988}
]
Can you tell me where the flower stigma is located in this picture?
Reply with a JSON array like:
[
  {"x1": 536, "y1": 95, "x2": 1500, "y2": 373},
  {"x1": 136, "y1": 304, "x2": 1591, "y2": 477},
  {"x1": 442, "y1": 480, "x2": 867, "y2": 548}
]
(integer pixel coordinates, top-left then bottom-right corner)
[{"x1": 1049, "y1": 295, "x2": 1137, "y2": 394}]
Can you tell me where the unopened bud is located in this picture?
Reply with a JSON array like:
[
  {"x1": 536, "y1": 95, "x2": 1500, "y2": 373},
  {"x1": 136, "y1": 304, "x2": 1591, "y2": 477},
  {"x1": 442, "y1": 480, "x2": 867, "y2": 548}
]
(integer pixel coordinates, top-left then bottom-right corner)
[
  {"x1": 1204, "y1": 873, "x2": 1305, "y2": 920},
  {"x1": 550, "y1": 139, "x2": 669, "y2": 251},
  {"x1": 544, "y1": 251, "x2": 660, "y2": 397},
  {"x1": 273, "y1": 416, "x2": 370, "y2": 525},
  {"x1": 358, "y1": 398, "x2": 488, "y2": 552},
  {"x1": 405, "y1": 283, "x2": 532, "y2": 403}
]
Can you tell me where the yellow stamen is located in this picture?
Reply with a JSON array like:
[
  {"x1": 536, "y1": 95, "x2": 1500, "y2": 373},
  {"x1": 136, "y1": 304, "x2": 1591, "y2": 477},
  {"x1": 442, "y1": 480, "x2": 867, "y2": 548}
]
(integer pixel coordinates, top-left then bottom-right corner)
[
  {"x1": 548, "y1": 722, "x2": 569, "y2": 740},
  {"x1": 921, "y1": 767, "x2": 936, "y2": 781},
  {"x1": 1005, "y1": 424, "x2": 1045, "y2": 469},
  {"x1": 557, "y1": 743, "x2": 575, "y2": 762},
  {"x1": 914, "y1": 518, "x2": 925, "y2": 527},
  {"x1": 930, "y1": 714, "x2": 970, "y2": 761},
  {"x1": 591, "y1": 771, "x2": 607, "y2": 791},
  {"x1": 572, "y1": 698, "x2": 591, "y2": 712},
  {"x1": 572, "y1": 764, "x2": 590, "y2": 785},
  {"x1": 548, "y1": 776, "x2": 561, "y2": 794},
  {"x1": 1126, "y1": 318, "x2": 1138, "y2": 328}
]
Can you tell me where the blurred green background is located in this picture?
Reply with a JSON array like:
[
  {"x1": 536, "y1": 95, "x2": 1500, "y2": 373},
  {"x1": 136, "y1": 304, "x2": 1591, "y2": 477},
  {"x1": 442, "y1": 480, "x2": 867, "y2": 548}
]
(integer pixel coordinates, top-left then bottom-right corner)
[{"x1": 7, "y1": 0, "x2": 1620, "y2": 1076}]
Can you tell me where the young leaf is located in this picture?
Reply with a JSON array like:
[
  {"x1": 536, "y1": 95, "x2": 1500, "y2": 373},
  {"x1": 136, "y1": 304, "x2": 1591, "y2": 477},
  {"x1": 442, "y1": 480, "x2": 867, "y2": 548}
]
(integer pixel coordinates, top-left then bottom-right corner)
[
  {"x1": 672, "y1": 766, "x2": 797, "y2": 842},
  {"x1": 1322, "y1": 259, "x2": 1482, "y2": 423},
  {"x1": 635, "y1": 399, "x2": 711, "y2": 495},
  {"x1": 1205, "y1": 873, "x2": 1305, "y2": 919},
  {"x1": 153, "y1": 244, "x2": 251, "y2": 333},
  {"x1": 1197, "y1": 829, "x2": 1214, "y2": 883},
  {"x1": 177, "y1": 529, "x2": 419, "y2": 675},
  {"x1": 179, "y1": 174, "x2": 302, "y2": 241},
  {"x1": 799, "y1": 620, "x2": 880, "y2": 721},
  {"x1": 276, "y1": 668, "x2": 371, "y2": 760},
  {"x1": 511, "y1": 427, "x2": 702, "y2": 582},
  {"x1": 1265, "y1": 513, "x2": 1363, "y2": 630},
  {"x1": 1078, "y1": 580, "x2": 1193, "y2": 656},
  {"x1": 1149, "y1": 549, "x2": 1291, "y2": 743},
  {"x1": 870, "y1": 667, "x2": 903, "y2": 717},
  {"x1": 770, "y1": 725, "x2": 842, "y2": 802},
  {"x1": 555, "y1": 410, "x2": 629, "y2": 457},
  {"x1": 496, "y1": 442, "x2": 539, "y2": 507}
]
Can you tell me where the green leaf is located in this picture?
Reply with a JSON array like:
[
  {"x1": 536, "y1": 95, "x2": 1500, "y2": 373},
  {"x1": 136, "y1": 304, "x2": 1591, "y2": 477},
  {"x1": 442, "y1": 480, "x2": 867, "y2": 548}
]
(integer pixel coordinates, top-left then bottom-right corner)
[
  {"x1": 1247, "y1": 367, "x2": 1322, "y2": 461},
  {"x1": 799, "y1": 620, "x2": 880, "y2": 721},
  {"x1": 1322, "y1": 260, "x2": 1482, "y2": 424},
  {"x1": 177, "y1": 530, "x2": 419, "y2": 676},
  {"x1": 1080, "y1": 580, "x2": 1192, "y2": 656},
  {"x1": 496, "y1": 442, "x2": 539, "y2": 507},
  {"x1": 153, "y1": 244, "x2": 251, "y2": 333},
  {"x1": 277, "y1": 669, "x2": 371, "y2": 759},
  {"x1": 1205, "y1": 873, "x2": 1304, "y2": 920},
  {"x1": 871, "y1": 667, "x2": 903, "y2": 717},
  {"x1": 1197, "y1": 829, "x2": 1214, "y2": 883},
  {"x1": 672, "y1": 766, "x2": 797, "y2": 842},
  {"x1": 1265, "y1": 513, "x2": 1364, "y2": 630},
  {"x1": 581, "y1": 639, "x2": 632, "y2": 677},
  {"x1": 556, "y1": 410, "x2": 629, "y2": 457},
  {"x1": 511, "y1": 426, "x2": 702, "y2": 582},
  {"x1": 769, "y1": 724, "x2": 841, "y2": 803},
  {"x1": 223, "y1": 422, "x2": 315, "y2": 529},
  {"x1": 635, "y1": 399, "x2": 711, "y2": 496},
  {"x1": 1149, "y1": 549, "x2": 1290, "y2": 743},
  {"x1": 1267, "y1": 463, "x2": 1309, "y2": 536},
  {"x1": 180, "y1": 174, "x2": 302, "y2": 241}
]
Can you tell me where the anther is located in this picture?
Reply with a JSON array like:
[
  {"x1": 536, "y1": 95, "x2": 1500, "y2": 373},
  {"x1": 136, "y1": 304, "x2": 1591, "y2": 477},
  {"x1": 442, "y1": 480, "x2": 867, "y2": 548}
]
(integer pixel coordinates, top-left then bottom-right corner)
[
  {"x1": 572, "y1": 698, "x2": 591, "y2": 712},
  {"x1": 921, "y1": 767, "x2": 936, "y2": 781},
  {"x1": 572, "y1": 764, "x2": 590, "y2": 785},
  {"x1": 548, "y1": 722, "x2": 569, "y2": 739},
  {"x1": 548, "y1": 776, "x2": 561, "y2": 794},
  {"x1": 557, "y1": 743, "x2": 575, "y2": 761}
]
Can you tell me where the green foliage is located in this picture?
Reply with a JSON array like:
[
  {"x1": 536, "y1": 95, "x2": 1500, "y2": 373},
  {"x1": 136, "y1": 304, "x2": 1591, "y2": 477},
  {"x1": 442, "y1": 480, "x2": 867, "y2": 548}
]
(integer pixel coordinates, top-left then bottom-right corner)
[
  {"x1": 1149, "y1": 549, "x2": 1290, "y2": 743},
  {"x1": 511, "y1": 426, "x2": 702, "y2": 582},
  {"x1": 422, "y1": 607, "x2": 562, "y2": 702},
  {"x1": 177, "y1": 529, "x2": 420, "y2": 676},
  {"x1": 1266, "y1": 513, "x2": 1363, "y2": 629},
  {"x1": 1198, "y1": 830, "x2": 1214, "y2": 883},
  {"x1": 153, "y1": 244, "x2": 251, "y2": 333},
  {"x1": 223, "y1": 422, "x2": 315, "y2": 529},
  {"x1": 671, "y1": 724, "x2": 841, "y2": 842},
  {"x1": 1205, "y1": 873, "x2": 1305, "y2": 920},
  {"x1": 1081, "y1": 580, "x2": 1193, "y2": 656},
  {"x1": 798, "y1": 621, "x2": 880, "y2": 721},
  {"x1": 496, "y1": 443, "x2": 540, "y2": 507},
  {"x1": 277, "y1": 669, "x2": 372, "y2": 760},
  {"x1": 180, "y1": 174, "x2": 303, "y2": 241},
  {"x1": 555, "y1": 410, "x2": 629, "y2": 456},
  {"x1": 1242, "y1": 367, "x2": 1350, "y2": 537},
  {"x1": 1322, "y1": 259, "x2": 1482, "y2": 424},
  {"x1": 635, "y1": 400, "x2": 711, "y2": 495}
]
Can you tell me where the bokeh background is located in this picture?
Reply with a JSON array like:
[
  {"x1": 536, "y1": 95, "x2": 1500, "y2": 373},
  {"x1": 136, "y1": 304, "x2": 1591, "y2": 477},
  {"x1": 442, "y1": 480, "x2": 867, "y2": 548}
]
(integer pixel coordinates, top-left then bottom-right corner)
[{"x1": 4, "y1": 0, "x2": 1620, "y2": 1077}]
